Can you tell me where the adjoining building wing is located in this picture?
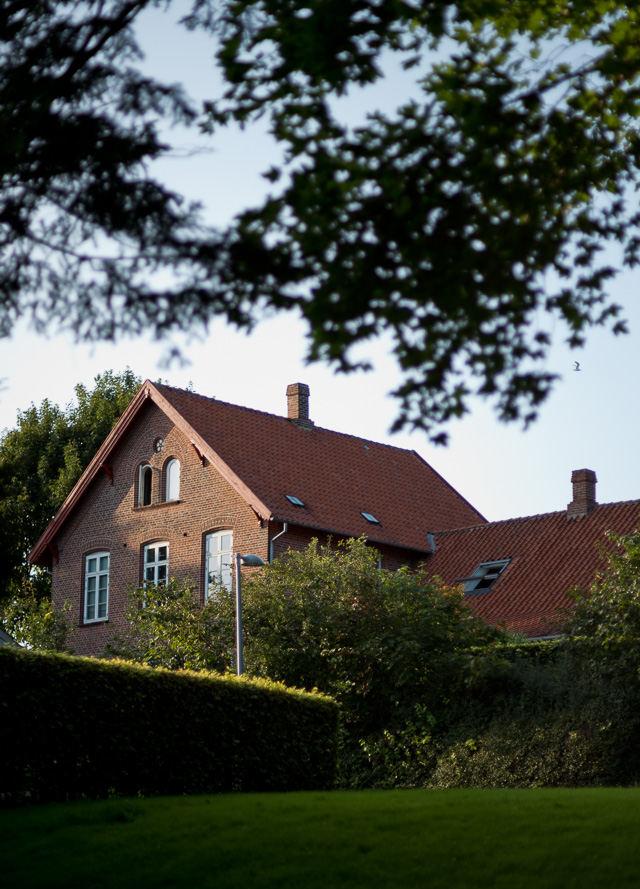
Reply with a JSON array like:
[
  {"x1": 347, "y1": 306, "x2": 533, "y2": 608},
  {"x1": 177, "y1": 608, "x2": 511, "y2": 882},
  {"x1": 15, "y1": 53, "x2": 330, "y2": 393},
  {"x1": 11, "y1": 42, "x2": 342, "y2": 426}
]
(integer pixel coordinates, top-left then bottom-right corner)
[{"x1": 426, "y1": 470, "x2": 640, "y2": 637}]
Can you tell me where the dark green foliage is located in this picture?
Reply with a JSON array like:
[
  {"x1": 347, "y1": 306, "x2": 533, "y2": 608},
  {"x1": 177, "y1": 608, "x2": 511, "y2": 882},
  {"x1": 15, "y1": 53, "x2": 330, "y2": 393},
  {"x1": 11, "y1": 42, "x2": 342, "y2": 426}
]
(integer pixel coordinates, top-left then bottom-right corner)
[
  {"x1": 4, "y1": 3, "x2": 640, "y2": 438},
  {"x1": 0, "y1": 369, "x2": 141, "y2": 601},
  {"x1": 198, "y1": 0, "x2": 640, "y2": 439},
  {"x1": 429, "y1": 655, "x2": 640, "y2": 789},
  {"x1": 426, "y1": 534, "x2": 640, "y2": 789},
  {"x1": 563, "y1": 528, "x2": 640, "y2": 679},
  {"x1": 240, "y1": 539, "x2": 502, "y2": 737},
  {"x1": 0, "y1": 1, "x2": 239, "y2": 346},
  {"x1": 105, "y1": 578, "x2": 236, "y2": 671},
  {"x1": 0, "y1": 647, "x2": 338, "y2": 805},
  {"x1": 0, "y1": 584, "x2": 74, "y2": 652}
]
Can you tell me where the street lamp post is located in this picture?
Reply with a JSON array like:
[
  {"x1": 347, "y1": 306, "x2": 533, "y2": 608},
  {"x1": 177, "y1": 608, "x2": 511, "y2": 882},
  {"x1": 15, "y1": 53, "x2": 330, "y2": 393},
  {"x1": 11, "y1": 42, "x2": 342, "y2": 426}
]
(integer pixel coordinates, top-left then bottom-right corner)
[{"x1": 234, "y1": 552, "x2": 265, "y2": 675}]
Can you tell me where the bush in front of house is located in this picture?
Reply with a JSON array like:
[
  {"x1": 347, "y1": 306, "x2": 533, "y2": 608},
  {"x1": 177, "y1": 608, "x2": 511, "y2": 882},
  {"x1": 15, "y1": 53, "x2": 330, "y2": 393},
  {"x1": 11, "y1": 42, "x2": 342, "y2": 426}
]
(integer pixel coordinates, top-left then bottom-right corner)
[
  {"x1": 0, "y1": 647, "x2": 338, "y2": 805},
  {"x1": 427, "y1": 649, "x2": 640, "y2": 789}
]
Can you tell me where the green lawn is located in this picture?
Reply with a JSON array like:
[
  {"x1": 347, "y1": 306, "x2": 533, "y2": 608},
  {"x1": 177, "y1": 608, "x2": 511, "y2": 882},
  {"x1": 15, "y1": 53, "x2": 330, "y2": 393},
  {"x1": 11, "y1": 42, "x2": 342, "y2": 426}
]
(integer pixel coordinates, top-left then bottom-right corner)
[{"x1": 3, "y1": 788, "x2": 640, "y2": 888}]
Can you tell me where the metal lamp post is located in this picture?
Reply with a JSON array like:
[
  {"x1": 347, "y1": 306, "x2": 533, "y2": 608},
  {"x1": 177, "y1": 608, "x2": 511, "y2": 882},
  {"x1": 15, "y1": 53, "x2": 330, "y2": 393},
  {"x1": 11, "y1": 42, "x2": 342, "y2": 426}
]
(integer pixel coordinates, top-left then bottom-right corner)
[{"x1": 234, "y1": 552, "x2": 265, "y2": 675}]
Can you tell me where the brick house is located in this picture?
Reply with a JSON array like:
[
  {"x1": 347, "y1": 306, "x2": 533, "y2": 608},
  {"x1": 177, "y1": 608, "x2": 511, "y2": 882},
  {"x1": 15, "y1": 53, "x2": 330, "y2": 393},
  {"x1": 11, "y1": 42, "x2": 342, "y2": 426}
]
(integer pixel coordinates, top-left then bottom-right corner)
[
  {"x1": 30, "y1": 382, "x2": 640, "y2": 652},
  {"x1": 29, "y1": 381, "x2": 485, "y2": 656}
]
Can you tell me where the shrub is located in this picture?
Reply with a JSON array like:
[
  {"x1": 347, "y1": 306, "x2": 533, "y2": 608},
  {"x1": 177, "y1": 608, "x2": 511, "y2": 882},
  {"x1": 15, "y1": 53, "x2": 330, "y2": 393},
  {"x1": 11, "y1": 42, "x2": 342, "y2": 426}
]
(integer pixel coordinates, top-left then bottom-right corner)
[{"x1": 429, "y1": 655, "x2": 640, "y2": 788}]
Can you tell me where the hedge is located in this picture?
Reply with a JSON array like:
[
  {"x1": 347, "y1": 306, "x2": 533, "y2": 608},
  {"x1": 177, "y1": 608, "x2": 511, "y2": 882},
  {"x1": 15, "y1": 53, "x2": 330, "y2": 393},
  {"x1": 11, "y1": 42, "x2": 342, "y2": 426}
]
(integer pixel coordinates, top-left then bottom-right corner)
[{"x1": 0, "y1": 648, "x2": 338, "y2": 804}]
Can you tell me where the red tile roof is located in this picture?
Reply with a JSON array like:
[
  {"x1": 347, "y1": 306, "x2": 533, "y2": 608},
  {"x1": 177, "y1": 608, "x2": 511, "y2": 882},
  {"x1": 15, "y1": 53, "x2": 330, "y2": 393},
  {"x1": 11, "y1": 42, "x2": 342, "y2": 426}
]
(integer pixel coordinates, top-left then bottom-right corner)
[
  {"x1": 425, "y1": 501, "x2": 640, "y2": 637},
  {"x1": 154, "y1": 383, "x2": 486, "y2": 551},
  {"x1": 30, "y1": 381, "x2": 485, "y2": 564}
]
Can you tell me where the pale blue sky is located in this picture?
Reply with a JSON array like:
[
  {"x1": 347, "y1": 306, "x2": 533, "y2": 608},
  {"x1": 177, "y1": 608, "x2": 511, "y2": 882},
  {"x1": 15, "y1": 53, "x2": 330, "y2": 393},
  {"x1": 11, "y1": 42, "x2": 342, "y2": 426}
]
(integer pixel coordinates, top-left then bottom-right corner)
[{"x1": 1, "y1": 4, "x2": 639, "y2": 524}]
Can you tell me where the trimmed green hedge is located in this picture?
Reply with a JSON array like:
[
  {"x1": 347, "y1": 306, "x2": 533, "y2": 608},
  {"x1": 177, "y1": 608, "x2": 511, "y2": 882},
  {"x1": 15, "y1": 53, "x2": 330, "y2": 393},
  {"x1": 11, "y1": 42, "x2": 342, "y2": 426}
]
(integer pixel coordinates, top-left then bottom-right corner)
[{"x1": 0, "y1": 648, "x2": 338, "y2": 804}]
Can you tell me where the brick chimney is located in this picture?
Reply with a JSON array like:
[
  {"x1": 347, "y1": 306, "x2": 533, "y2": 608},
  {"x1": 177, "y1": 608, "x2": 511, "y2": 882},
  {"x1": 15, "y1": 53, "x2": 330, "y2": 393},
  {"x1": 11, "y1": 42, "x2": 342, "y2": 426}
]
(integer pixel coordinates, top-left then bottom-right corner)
[
  {"x1": 286, "y1": 383, "x2": 314, "y2": 429},
  {"x1": 567, "y1": 468, "x2": 597, "y2": 518}
]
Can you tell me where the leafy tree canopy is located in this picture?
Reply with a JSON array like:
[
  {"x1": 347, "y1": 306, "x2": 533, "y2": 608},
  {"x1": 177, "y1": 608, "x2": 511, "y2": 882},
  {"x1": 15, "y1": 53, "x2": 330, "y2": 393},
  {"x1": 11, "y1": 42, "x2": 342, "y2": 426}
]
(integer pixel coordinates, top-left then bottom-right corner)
[
  {"x1": 105, "y1": 578, "x2": 236, "y2": 672},
  {"x1": 3, "y1": 2, "x2": 640, "y2": 438},
  {"x1": 564, "y1": 527, "x2": 640, "y2": 678},
  {"x1": 0, "y1": 368, "x2": 142, "y2": 600},
  {"x1": 239, "y1": 538, "x2": 502, "y2": 735}
]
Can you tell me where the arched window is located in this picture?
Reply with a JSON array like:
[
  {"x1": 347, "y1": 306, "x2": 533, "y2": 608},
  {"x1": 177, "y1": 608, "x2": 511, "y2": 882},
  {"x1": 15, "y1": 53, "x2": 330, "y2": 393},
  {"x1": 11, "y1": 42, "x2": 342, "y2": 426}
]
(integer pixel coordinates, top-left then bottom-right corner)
[
  {"x1": 139, "y1": 464, "x2": 152, "y2": 506},
  {"x1": 166, "y1": 458, "x2": 180, "y2": 501},
  {"x1": 205, "y1": 530, "x2": 234, "y2": 597},
  {"x1": 143, "y1": 542, "x2": 169, "y2": 587}
]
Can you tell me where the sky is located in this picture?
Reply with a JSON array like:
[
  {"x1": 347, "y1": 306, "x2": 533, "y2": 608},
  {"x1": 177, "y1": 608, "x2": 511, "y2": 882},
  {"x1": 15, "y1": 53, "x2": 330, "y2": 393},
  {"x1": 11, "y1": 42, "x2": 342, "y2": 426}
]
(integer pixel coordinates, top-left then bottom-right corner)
[{"x1": 1, "y1": 5, "x2": 640, "y2": 524}]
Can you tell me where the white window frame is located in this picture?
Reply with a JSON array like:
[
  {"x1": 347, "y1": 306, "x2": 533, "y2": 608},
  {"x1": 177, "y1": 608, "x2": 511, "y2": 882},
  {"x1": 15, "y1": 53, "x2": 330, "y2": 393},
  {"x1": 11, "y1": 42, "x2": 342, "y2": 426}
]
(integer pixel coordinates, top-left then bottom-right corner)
[
  {"x1": 143, "y1": 542, "x2": 169, "y2": 587},
  {"x1": 465, "y1": 560, "x2": 510, "y2": 594},
  {"x1": 165, "y1": 458, "x2": 180, "y2": 501},
  {"x1": 84, "y1": 552, "x2": 110, "y2": 623},
  {"x1": 139, "y1": 463, "x2": 153, "y2": 506},
  {"x1": 205, "y1": 530, "x2": 234, "y2": 597}
]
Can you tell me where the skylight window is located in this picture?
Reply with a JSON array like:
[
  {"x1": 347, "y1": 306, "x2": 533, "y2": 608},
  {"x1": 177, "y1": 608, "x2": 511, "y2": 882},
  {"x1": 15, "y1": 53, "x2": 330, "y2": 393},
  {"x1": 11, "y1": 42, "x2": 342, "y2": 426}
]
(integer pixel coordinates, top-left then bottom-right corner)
[
  {"x1": 286, "y1": 494, "x2": 305, "y2": 507},
  {"x1": 361, "y1": 512, "x2": 380, "y2": 524},
  {"x1": 462, "y1": 560, "x2": 510, "y2": 595}
]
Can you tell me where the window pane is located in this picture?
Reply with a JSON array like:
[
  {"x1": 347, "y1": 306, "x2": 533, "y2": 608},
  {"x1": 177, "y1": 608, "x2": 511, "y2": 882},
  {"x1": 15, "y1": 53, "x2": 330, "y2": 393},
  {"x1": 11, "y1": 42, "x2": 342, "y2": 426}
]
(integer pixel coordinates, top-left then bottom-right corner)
[
  {"x1": 86, "y1": 601, "x2": 95, "y2": 621},
  {"x1": 99, "y1": 556, "x2": 109, "y2": 572},
  {"x1": 87, "y1": 558, "x2": 96, "y2": 574},
  {"x1": 221, "y1": 534, "x2": 232, "y2": 551},
  {"x1": 97, "y1": 599, "x2": 107, "y2": 619},
  {"x1": 141, "y1": 466, "x2": 152, "y2": 506},
  {"x1": 146, "y1": 547, "x2": 155, "y2": 563},
  {"x1": 87, "y1": 576, "x2": 96, "y2": 593},
  {"x1": 209, "y1": 555, "x2": 219, "y2": 572},
  {"x1": 167, "y1": 460, "x2": 180, "y2": 500},
  {"x1": 208, "y1": 536, "x2": 219, "y2": 553},
  {"x1": 158, "y1": 546, "x2": 168, "y2": 562},
  {"x1": 145, "y1": 567, "x2": 155, "y2": 582},
  {"x1": 158, "y1": 565, "x2": 167, "y2": 582}
]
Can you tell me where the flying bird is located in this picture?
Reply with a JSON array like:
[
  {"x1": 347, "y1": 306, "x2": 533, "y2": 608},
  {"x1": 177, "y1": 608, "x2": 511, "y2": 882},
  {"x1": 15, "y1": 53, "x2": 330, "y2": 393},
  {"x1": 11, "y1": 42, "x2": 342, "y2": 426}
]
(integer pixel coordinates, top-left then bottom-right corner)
[{"x1": 573, "y1": 361, "x2": 581, "y2": 371}]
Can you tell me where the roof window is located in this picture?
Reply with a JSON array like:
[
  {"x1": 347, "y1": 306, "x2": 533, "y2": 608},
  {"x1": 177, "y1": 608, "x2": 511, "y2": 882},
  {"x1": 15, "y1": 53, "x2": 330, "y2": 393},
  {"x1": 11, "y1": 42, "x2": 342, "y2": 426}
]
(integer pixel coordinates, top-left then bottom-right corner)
[
  {"x1": 285, "y1": 495, "x2": 305, "y2": 507},
  {"x1": 460, "y1": 560, "x2": 510, "y2": 595},
  {"x1": 361, "y1": 512, "x2": 380, "y2": 524}
]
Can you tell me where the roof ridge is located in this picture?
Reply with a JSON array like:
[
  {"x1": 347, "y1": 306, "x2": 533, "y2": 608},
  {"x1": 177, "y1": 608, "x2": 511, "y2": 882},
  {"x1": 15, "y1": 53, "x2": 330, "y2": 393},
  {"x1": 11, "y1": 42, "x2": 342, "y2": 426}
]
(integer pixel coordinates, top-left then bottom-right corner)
[
  {"x1": 432, "y1": 498, "x2": 640, "y2": 537},
  {"x1": 154, "y1": 382, "x2": 431, "y2": 456}
]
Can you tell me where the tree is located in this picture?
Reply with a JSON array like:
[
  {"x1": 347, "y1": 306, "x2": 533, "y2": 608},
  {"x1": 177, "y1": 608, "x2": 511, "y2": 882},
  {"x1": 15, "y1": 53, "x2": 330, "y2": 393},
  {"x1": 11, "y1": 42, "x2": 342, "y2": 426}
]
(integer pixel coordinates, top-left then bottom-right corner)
[
  {"x1": 563, "y1": 528, "x2": 640, "y2": 679},
  {"x1": 4, "y1": 3, "x2": 640, "y2": 438},
  {"x1": 0, "y1": 0, "x2": 243, "y2": 343},
  {"x1": 200, "y1": 0, "x2": 640, "y2": 439},
  {"x1": 0, "y1": 368, "x2": 142, "y2": 600},
  {"x1": 239, "y1": 538, "x2": 502, "y2": 736},
  {"x1": 105, "y1": 578, "x2": 236, "y2": 672},
  {"x1": 0, "y1": 582, "x2": 74, "y2": 652}
]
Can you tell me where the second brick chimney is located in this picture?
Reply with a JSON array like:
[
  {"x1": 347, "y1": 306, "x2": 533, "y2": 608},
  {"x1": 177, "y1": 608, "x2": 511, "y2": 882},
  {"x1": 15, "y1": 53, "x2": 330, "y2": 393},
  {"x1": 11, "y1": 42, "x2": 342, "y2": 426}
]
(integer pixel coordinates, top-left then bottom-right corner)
[
  {"x1": 567, "y1": 468, "x2": 597, "y2": 518},
  {"x1": 287, "y1": 383, "x2": 314, "y2": 429}
]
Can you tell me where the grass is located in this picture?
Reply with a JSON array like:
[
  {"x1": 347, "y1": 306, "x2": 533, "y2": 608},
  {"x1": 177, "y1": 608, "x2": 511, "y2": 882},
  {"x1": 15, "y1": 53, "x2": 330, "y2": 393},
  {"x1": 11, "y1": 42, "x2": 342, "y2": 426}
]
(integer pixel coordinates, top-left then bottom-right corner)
[{"x1": 3, "y1": 788, "x2": 640, "y2": 888}]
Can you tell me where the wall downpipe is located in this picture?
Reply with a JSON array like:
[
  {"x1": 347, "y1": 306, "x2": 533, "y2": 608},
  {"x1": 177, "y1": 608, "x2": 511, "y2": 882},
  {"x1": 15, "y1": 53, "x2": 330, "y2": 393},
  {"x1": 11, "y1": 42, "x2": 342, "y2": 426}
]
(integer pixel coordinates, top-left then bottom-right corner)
[{"x1": 269, "y1": 522, "x2": 289, "y2": 564}]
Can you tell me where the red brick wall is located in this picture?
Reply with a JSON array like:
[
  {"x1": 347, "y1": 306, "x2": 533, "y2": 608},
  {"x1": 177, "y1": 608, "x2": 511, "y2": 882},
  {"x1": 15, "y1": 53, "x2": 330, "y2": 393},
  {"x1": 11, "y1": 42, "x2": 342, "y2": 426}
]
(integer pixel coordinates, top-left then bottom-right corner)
[{"x1": 269, "y1": 521, "x2": 420, "y2": 571}]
